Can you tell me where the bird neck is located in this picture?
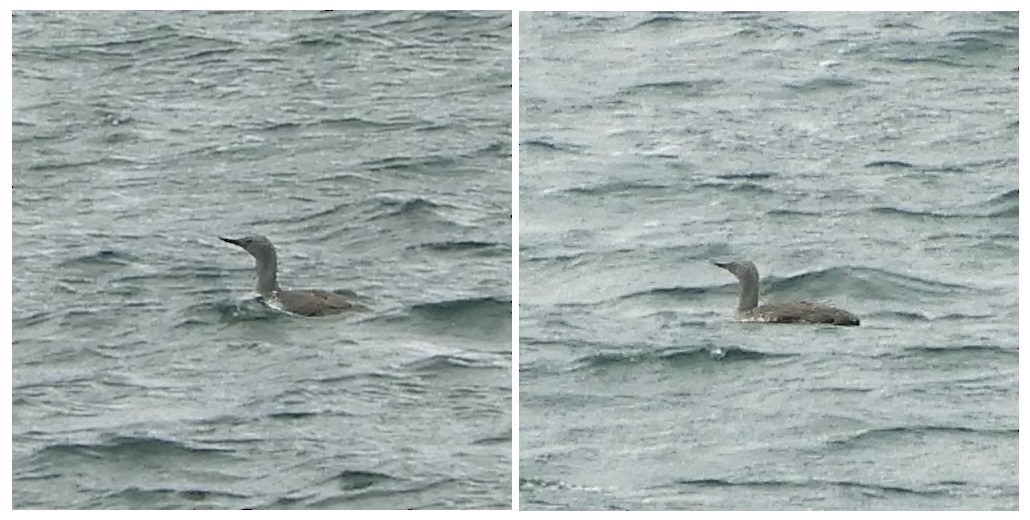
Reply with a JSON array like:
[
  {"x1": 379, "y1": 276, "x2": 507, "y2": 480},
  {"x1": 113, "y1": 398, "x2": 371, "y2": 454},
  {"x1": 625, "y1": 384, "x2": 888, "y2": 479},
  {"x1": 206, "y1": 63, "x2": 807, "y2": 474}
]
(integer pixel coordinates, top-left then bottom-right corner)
[
  {"x1": 254, "y1": 254, "x2": 280, "y2": 297},
  {"x1": 736, "y1": 270, "x2": 759, "y2": 311}
]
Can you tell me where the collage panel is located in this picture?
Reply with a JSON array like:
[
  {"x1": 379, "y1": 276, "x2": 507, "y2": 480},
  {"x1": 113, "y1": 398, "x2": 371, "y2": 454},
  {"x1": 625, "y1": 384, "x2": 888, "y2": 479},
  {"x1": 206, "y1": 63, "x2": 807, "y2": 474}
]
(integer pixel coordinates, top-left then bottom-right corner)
[
  {"x1": 519, "y1": 11, "x2": 1017, "y2": 511},
  {"x1": 11, "y1": 10, "x2": 511, "y2": 510}
]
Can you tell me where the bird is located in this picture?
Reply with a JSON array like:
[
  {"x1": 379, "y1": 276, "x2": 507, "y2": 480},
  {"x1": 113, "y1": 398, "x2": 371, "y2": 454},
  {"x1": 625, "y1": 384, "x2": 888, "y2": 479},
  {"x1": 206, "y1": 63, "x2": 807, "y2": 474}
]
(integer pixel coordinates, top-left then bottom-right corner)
[
  {"x1": 220, "y1": 234, "x2": 369, "y2": 317},
  {"x1": 713, "y1": 260, "x2": 859, "y2": 326}
]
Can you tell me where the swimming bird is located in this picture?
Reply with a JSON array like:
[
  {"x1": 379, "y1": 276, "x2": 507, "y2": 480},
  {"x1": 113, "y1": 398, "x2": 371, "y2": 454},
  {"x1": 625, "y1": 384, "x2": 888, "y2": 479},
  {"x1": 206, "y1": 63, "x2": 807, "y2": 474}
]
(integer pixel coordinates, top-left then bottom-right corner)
[
  {"x1": 713, "y1": 260, "x2": 859, "y2": 326},
  {"x1": 220, "y1": 234, "x2": 369, "y2": 317}
]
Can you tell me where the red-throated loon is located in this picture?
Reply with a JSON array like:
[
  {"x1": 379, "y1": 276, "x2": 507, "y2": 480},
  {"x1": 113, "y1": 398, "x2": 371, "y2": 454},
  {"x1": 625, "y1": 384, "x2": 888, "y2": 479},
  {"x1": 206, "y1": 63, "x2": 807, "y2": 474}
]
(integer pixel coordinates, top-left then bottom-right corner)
[
  {"x1": 713, "y1": 260, "x2": 859, "y2": 326},
  {"x1": 220, "y1": 235, "x2": 369, "y2": 317}
]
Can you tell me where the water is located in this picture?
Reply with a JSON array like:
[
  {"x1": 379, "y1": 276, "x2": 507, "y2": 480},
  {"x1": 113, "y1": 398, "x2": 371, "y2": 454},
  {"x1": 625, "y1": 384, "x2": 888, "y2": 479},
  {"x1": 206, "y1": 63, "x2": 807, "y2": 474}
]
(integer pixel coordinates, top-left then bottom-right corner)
[
  {"x1": 12, "y1": 11, "x2": 511, "y2": 509},
  {"x1": 519, "y1": 12, "x2": 1017, "y2": 510}
]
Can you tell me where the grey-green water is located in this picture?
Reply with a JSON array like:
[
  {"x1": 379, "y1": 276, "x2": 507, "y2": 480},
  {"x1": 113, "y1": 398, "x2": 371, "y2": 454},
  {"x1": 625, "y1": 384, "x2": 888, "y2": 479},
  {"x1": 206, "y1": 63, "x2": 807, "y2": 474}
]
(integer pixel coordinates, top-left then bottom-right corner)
[
  {"x1": 519, "y1": 11, "x2": 1017, "y2": 510},
  {"x1": 13, "y1": 10, "x2": 512, "y2": 509}
]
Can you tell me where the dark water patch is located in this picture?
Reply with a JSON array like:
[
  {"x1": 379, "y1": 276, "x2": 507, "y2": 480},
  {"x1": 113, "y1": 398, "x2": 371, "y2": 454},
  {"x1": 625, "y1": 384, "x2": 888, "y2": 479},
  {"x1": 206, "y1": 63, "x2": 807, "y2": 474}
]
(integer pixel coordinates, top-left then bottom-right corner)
[
  {"x1": 943, "y1": 32, "x2": 1011, "y2": 54},
  {"x1": 630, "y1": 13, "x2": 689, "y2": 30},
  {"x1": 619, "y1": 285, "x2": 709, "y2": 301},
  {"x1": 983, "y1": 188, "x2": 1017, "y2": 205},
  {"x1": 767, "y1": 208, "x2": 823, "y2": 217},
  {"x1": 474, "y1": 139, "x2": 511, "y2": 158},
  {"x1": 59, "y1": 249, "x2": 138, "y2": 268},
  {"x1": 368, "y1": 196, "x2": 457, "y2": 220},
  {"x1": 409, "y1": 240, "x2": 511, "y2": 255},
  {"x1": 255, "y1": 121, "x2": 301, "y2": 133},
  {"x1": 902, "y1": 344, "x2": 1016, "y2": 358},
  {"x1": 870, "y1": 200, "x2": 1015, "y2": 219},
  {"x1": 675, "y1": 477, "x2": 949, "y2": 497},
  {"x1": 695, "y1": 181, "x2": 777, "y2": 195},
  {"x1": 571, "y1": 346, "x2": 794, "y2": 372},
  {"x1": 677, "y1": 477, "x2": 795, "y2": 489},
  {"x1": 315, "y1": 116, "x2": 406, "y2": 131},
  {"x1": 619, "y1": 79, "x2": 723, "y2": 97},
  {"x1": 886, "y1": 55, "x2": 969, "y2": 68},
  {"x1": 715, "y1": 171, "x2": 776, "y2": 180},
  {"x1": 296, "y1": 370, "x2": 407, "y2": 386},
  {"x1": 266, "y1": 410, "x2": 320, "y2": 421},
  {"x1": 12, "y1": 310, "x2": 53, "y2": 328},
  {"x1": 926, "y1": 231, "x2": 1017, "y2": 242},
  {"x1": 561, "y1": 180, "x2": 673, "y2": 197},
  {"x1": 869, "y1": 310, "x2": 933, "y2": 322},
  {"x1": 521, "y1": 138, "x2": 585, "y2": 153},
  {"x1": 101, "y1": 486, "x2": 250, "y2": 507},
  {"x1": 977, "y1": 188, "x2": 1017, "y2": 218},
  {"x1": 36, "y1": 435, "x2": 235, "y2": 464},
  {"x1": 810, "y1": 386, "x2": 875, "y2": 394},
  {"x1": 359, "y1": 154, "x2": 457, "y2": 173},
  {"x1": 324, "y1": 470, "x2": 397, "y2": 491},
  {"x1": 177, "y1": 46, "x2": 238, "y2": 62},
  {"x1": 405, "y1": 353, "x2": 507, "y2": 373},
  {"x1": 409, "y1": 296, "x2": 510, "y2": 321},
  {"x1": 306, "y1": 476, "x2": 459, "y2": 509},
  {"x1": 249, "y1": 200, "x2": 361, "y2": 226},
  {"x1": 865, "y1": 160, "x2": 915, "y2": 168},
  {"x1": 830, "y1": 425, "x2": 1018, "y2": 447},
  {"x1": 26, "y1": 157, "x2": 107, "y2": 172},
  {"x1": 520, "y1": 251, "x2": 590, "y2": 265},
  {"x1": 472, "y1": 431, "x2": 511, "y2": 445},
  {"x1": 772, "y1": 265, "x2": 970, "y2": 301},
  {"x1": 786, "y1": 76, "x2": 861, "y2": 91},
  {"x1": 375, "y1": 296, "x2": 510, "y2": 341},
  {"x1": 871, "y1": 206, "x2": 951, "y2": 219}
]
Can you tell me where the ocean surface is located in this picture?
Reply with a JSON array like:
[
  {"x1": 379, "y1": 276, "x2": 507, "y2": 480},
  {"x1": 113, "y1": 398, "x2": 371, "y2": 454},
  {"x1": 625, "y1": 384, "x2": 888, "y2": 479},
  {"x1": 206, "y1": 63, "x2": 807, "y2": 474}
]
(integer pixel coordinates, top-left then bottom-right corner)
[
  {"x1": 12, "y1": 11, "x2": 511, "y2": 509},
  {"x1": 519, "y1": 12, "x2": 1017, "y2": 510}
]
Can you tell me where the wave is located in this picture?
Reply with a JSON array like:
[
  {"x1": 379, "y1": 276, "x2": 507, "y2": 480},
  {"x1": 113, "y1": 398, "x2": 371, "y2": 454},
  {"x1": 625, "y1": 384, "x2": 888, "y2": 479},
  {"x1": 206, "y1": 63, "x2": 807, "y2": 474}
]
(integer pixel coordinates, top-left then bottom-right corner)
[
  {"x1": 870, "y1": 201, "x2": 1016, "y2": 219},
  {"x1": 560, "y1": 180, "x2": 674, "y2": 197},
  {"x1": 620, "y1": 286, "x2": 709, "y2": 300},
  {"x1": 321, "y1": 469, "x2": 397, "y2": 491},
  {"x1": 36, "y1": 435, "x2": 236, "y2": 463},
  {"x1": 864, "y1": 160, "x2": 915, "y2": 168},
  {"x1": 521, "y1": 138, "x2": 585, "y2": 153},
  {"x1": 631, "y1": 13, "x2": 689, "y2": 29},
  {"x1": 766, "y1": 209, "x2": 823, "y2": 217},
  {"x1": 675, "y1": 477, "x2": 953, "y2": 497},
  {"x1": 409, "y1": 240, "x2": 511, "y2": 255},
  {"x1": 368, "y1": 195, "x2": 457, "y2": 220},
  {"x1": 903, "y1": 344, "x2": 1017, "y2": 358},
  {"x1": 694, "y1": 181, "x2": 777, "y2": 195},
  {"x1": 100, "y1": 486, "x2": 250, "y2": 507},
  {"x1": 409, "y1": 296, "x2": 510, "y2": 319},
  {"x1": 715, "y1": 171, "x2": 776, "y2": 180},
  {"x1": 768, "y1": 265, "x2": 970, "y2": 300},
  {"x1": 829, "y1": 425, "x2": 1017, "y2": 448},
  {"x1": 404, "y1": 353, "x2": 508, "y2": 372},
  {"x1": 785, "y1": 76, "x2": 862, "y2": 91},
  {"x1": 619, "y1": 79, "x2": 723, "y2": 97},
  {"x1": 372, "y1": 296, "x2": 510, "y2": 341},
  {"x1": 359, "y1": 154, "x2": 457, "y2": 173},
  {"x1": 571, "y1": 346, "x2": 795, "y2": 371},
  {"x1": 58, "y1": 249, "x2": 138, "y2": 268}
]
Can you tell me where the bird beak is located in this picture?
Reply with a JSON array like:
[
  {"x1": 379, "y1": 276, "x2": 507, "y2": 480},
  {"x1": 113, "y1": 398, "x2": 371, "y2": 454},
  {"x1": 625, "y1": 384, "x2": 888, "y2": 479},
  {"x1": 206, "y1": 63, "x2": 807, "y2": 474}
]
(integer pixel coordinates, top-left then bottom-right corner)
[
  {"x1": 220, "y1": 237, "x2": 244, "y2": 247},
  {"x1": 713, "y1": 261, "x2": 729, "y2": 269}
]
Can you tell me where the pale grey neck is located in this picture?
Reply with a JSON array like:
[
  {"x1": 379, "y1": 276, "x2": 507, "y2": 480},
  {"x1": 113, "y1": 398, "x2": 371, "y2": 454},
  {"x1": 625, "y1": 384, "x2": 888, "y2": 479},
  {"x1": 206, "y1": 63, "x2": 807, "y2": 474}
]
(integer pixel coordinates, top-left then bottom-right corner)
[
  {"x1": 253, "y1": 251, "x2": 280, "y2": 297},
  {"x1": 735, "y1": 269, "x2": 760, "y2": 312}
]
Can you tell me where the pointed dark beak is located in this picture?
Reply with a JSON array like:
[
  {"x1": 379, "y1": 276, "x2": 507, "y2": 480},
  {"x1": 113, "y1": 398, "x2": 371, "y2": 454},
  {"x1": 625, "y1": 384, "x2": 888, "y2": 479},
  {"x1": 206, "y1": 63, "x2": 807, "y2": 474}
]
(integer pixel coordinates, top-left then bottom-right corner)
[
  {"x1": 220, "y1": 236, "x2": 244, "y2": 247},
  {"x1": 713, "y1": 261, "x2": 729, "y2": 269}
]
